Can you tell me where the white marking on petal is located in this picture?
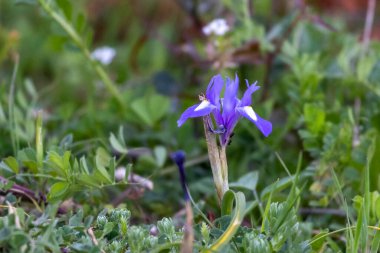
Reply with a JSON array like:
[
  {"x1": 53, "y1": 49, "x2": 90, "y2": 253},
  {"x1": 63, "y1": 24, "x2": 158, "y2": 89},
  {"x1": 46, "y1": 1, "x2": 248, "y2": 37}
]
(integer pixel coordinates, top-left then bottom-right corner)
[
  {"x1": 195, "y1": 100, "x2": 211, "y2": 111},
  {"x1": 243, "y1": 106, "x2": 257, "y2": 121}
]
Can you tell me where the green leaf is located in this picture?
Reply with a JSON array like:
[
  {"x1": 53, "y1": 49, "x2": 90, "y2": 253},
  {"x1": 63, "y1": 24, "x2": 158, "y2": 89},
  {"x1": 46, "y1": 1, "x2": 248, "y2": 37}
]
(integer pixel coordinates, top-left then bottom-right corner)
[
  {"x1": 303, "y1": 103, "x2": 325, "y2": 134},
  {"x1": 16, "y1": 91, "x2": 27, "y2": 110},
  {"x1": 221, "y1": 190, "x2": 235, "y2": 216},
  {"x1": 10, "y1": 232, "x2": 29, "y2": 249},
  {"x1": 76, "y1": 174, "x2": 101, "y2": 188},
  {"x1": 4, "y1": 157, "x2": 19, "y2": 174},
  {"x1": 229, "y1": 171, "x2": 258, "y2": 191},
  {"x1": 59, "y1": 134, "x2": 73, "y2": 149},
  {"x1": 131, "y1": 93, "x2": 170, "y2": 127},
  {"x1": 206, "y1": 190, "x2": 246, "y2": 252},
  {"x1": 22, "y1": 160, "x2": 38, "y2": 174},
  {"x1": 101, "y1": 222, "x2": 115, "y2": 238},
  {"x1": 69, "y1": 209, "x2": 83, "y2": 226},
  {"x1": 375, "y1": 197, "x2": 380, "y2": 220},
  {"x1": 96, "y1": 147, "x2": 111, "y2": 169},
  {"x1": 56, "y1": 0, "x2": 73, "y2": 21},
  {"x1": 79, "y1": 156, "x2": 90, "y2": 174},
  {"x1": 357, "y1": 55, "x2": 376, "y2": 83},
  {"x1": 75, "y1": 13, "x2": 86, "y2": 33},
  {"x1": 95, "y1": 147, "x2": 112, "y2": 184},
  {"x1": 124, "y1": 163, "x2": 132, "y2": 183},
  {"x1": 48, "y1": 151, "x2": 64, "y2": 172},
  {"x1": 109, "y1": 132, "x2": 128, "y2": 154},
  {"x1": 24, "y1": 78, "x2": 37, "y2": 98},
  {"x1": 1, "y1": 180, "x2": 15, "y2": 191},
  {"x1": 48, "y1": 182, "x2": 70, "y2": 201}
]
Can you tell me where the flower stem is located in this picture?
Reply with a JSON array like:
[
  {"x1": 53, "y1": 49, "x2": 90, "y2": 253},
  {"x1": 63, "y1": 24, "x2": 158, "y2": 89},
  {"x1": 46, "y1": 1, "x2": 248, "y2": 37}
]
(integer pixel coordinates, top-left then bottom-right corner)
[
  {"x1": 203, "y1": 117, "x2": 229, "y2": 203},
  {"x1": 219, "y1": 145, "x2": 229, "y2": 194}
]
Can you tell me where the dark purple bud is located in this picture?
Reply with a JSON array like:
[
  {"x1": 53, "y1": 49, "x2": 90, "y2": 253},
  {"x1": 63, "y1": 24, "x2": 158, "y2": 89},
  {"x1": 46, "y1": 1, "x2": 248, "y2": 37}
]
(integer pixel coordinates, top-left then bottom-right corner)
[{"x1": 170, "y1": 150, "x2": 189, "y2": 201}]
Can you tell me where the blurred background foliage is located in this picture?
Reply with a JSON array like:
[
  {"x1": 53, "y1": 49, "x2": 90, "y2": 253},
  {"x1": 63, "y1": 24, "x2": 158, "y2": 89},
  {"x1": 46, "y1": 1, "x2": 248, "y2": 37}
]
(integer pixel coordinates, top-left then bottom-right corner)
[{"x1": 1, "y1": 0, "x2": 380, "y2": 251}]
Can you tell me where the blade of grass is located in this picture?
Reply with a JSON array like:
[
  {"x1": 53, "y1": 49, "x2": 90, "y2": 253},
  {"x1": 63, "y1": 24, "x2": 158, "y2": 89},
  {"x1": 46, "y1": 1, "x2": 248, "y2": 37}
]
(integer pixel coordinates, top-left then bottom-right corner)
[
  {"x1": 371, "y1": 230, "x2": 380, "y2": 253},
  {"x1": 8, "y1": 54, "x2": 20, "y2": 155},
  {"x1": 363, "y1": 141, "x2": 375, "y2": 251},
  {"x1": 330, "y1": 168, "x2": 355, "y2": 251},
  {"x1": 270, "y1": 152, "x2": 304, "y2": 234},
  {"x1": 261, "y1": 179, "x2": 277, "y2": 233},
  {"x1": 353, "y1": 201, "x2": 365, "y2": 253},
  {"x1": 187, "y1": 187, "x2": 213, "y2": 227},
  {"x1": 273, "y1": 183, "x2": 307, "y2": 234},
  {"x1": 275, "y1": 152, "x2": 292, "y2": 177},
  {"x1": 308, "y1": 225, "x2": 380, "y2": 246},
  {"x1": 286, "y1": 152, "x2": 303, "y2": 202}
]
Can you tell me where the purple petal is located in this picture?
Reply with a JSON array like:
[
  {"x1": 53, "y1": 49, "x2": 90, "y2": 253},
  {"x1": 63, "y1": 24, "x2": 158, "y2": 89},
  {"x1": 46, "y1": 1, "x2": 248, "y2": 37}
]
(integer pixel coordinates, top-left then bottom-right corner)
[
  {"x1": 222, "y1": 74, "x2": 239, "y2": 123},
  {"x1": 206, "y1": 75, "x2": 224, "y2": 106},
  {"x1": 177, "y1": 101, "x2": 215, "y2": 127},
  {"x1": 240, "y1": 80, "x2": 260, "y2": 106},
  {"x1": 212, "y1": 110, "x2": 223, "y2": 127},
  {"x1": 236, "y1": 106, "x2": 272, "y2": 137},
  {"x1": 221, "y1": 113, "x2": 240, "y2": 145}
]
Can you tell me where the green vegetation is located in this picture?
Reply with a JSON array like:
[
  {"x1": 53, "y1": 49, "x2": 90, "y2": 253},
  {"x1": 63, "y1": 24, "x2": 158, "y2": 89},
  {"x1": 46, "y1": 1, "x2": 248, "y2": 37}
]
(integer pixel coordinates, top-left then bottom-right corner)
[{"x1": 1, "y1": 0, "x2": 380, "y2": 252}]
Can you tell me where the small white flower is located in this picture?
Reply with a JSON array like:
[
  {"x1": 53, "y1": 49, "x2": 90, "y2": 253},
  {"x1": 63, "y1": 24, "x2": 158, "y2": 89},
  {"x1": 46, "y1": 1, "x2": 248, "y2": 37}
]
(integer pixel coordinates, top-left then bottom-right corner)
[
  {"x1": 202, "y1": 19, "x2": 230, "y2": 36},
  {"x1": 91, "y1": 46, "x2": 116, "y2": 65}
]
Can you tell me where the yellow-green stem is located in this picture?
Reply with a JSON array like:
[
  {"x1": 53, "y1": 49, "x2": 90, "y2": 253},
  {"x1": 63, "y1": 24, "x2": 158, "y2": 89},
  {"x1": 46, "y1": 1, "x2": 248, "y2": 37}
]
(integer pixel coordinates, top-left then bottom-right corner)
[
  {"x1": 35, "y1": 111, "x2": 43, "y2": 168},
  {"x1": 219, "y1": 145, "x2": 229, "y2": 194}
]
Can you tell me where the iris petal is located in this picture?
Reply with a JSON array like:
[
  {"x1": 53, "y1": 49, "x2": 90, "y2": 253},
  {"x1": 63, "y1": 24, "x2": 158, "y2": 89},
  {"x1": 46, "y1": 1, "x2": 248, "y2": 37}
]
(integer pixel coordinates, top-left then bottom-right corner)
[
  {"x1": 240, "y1": 80, "x2": 260, "y2": 106},
  {"x1": 236, "y1": 106, "x2": 272, "y2": 137},
  {"x1": 222, "y1": 75, "x2": 239, "y2": 123},
  {"x1": 206, "y1": 74, "x2": 224, "y2": 106},
  {"x1": 177, "y1": 102, "x2": 215, "y2": 127}
]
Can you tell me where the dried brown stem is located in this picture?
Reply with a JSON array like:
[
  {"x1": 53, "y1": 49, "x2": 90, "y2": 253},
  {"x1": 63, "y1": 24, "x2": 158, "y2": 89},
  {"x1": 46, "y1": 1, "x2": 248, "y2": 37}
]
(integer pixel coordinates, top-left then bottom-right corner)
[
  {"x1": 180, "y1": 201, "x2": 194, "y2": 253},
  {"x1": 87, "y1": 227, "x2": 106, "y2": 253},
  {"x1": 203, "y1": 117, "x2": 225, "y2": 203}
]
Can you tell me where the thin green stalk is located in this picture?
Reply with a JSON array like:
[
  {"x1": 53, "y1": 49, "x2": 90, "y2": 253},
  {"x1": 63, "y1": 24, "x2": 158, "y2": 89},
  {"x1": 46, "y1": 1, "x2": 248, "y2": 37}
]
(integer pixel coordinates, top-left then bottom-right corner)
[
  {"x1": 261, "y1": 179, "x2": 277, "y2": 233},
  {"x1": 253, "y1": 188, "x2": 264, "y2": 217},
  {"x1": 35, "y1": 111, "x2": 43, "y2": 168},
  {"x1": 8, "y1": 173, "x2": 65, "y2": 181},
  {"x1": 187, "y1": 187, "x2": 213, "y2": 227},
  {"x1": 308, "y1": 225, "x2": 380, "y2": 246},
  {"x1": 37, "y1": 0, "x2": 124, "y2": 106},
  {"x1": 8, "y1": 54, "x2": 19, "y2": 155}
]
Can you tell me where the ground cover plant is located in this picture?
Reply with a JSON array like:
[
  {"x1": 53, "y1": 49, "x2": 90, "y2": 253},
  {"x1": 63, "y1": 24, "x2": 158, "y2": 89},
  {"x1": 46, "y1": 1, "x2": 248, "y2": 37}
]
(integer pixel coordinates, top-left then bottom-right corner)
[{"x1": 1, "y1": 0, "x2": 380, "y2": 252}]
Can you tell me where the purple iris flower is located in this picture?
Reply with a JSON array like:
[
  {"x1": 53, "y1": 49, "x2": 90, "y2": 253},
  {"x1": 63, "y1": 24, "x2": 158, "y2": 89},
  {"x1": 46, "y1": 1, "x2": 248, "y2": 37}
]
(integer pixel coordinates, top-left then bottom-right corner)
[{"x1": 177, "y1": 74, "x2": 272, "y2": 146}]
